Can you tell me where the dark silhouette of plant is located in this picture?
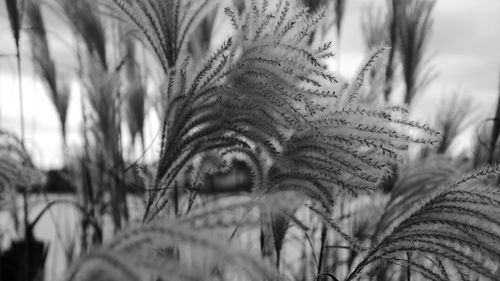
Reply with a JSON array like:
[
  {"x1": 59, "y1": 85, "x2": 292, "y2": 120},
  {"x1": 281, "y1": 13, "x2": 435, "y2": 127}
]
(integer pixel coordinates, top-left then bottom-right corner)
[
  {"x1": 85, "y1": 62, "x2": 128, "y2": 229},
  {"x1": 361, "y1": 0, "x2": 436, "y2": 104},
  {"x1": 488, "y1": 70, "x2": 500, "y2": 165},
  {"x1": 437, "y1": 96, "x2": 475, "y2": 153},
  {"x1": 333, "y1": 0, "x2": 345, "y2": 52},
  {"x1": 473, "y1": 70, "x2": 500, "y2": 168},
  {"x1": 397, "y1": 0, "x2": 436, "y2": 105},
  {"x1": 59, "y1": 0, "x2": 107, "y2": 69},
  {"x1": 26, "y1": 0, "x2": 71, "y2": 146},
  {"x1": 59, "y1": 0, "x2": 129, "y2": 234},
  {"x1": 360, "y1": 4, "x2": 389, "y2": 104},
  {"x1": 5, "y1": 0, "x2": 26, "y2": 144},
  {"x1": 361, "y1": 5, "x2": 389, "y2": 51},
  {"x1": 0, "y1": 132, "x2": 104, "y2": 281},
  {"x1": 0, "y1": 228, "x2": 48, "y2": 281},
  {"x1": 383, "y1": 0, "x2": 400, "y2": 102},
  {"x1": 418, "y1": 94, "x2": 475, "y2": 159},
  {"x1": 0, "y1": 130, "x2": 46, "y2": 281},
  {"x1": 122, "y1": 33, "x2": 146, "y2": 154}
]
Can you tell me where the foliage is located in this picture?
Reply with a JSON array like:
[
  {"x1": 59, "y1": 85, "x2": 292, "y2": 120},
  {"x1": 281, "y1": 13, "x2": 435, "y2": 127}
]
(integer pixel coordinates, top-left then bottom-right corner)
[
  {"x1": 359, "y1": 5, "x2": 390, "y2": 105},
  {"x1": 110, "y1": 0, "x2": 439, "y2": 223},
  {"x1": 67, "y1": 196, "x2": 300, "y2": 281},
  {"x1": 0, "y1": 130, "x2": 40, "y2": 209},
  {"x1": 122, "y1": 35, "x2": 146, "y2": 151},
  {"x1": 431, "y1": 95, "x2": 475, "y2": 155},
  {"x1": 5, "y1": 0, "x2": 27, "y2": 142},
  {"x1": 5, "y1": 0, "x2": 24, "y2": 49},
  {"x1": 349, "y1": 166, "x2": 500, "y2": 281},
  {"x1": 359, "y1": 0, "x2": 399, "y2": 103},
  {"x1": 109, "y1": 0, "x2": 220, "y2": 71},
  {"x1": 302, "y1": 0, "x2": 345, "y2": 52},
  {"x1": 473, "y1": 73, "x2": 500, "y2": 168},
  {"x1": 361, "y1": 5, "x2": 389, "y2": 51},
  {"x1": 26, "y1": 0, "x2": 71, "y2": 143},
  {"x1": 2, "y1": 1, "x2": 500, "y2": 281},
  {"x1": 59, "y1": 0, "x2": 108, "y2": 69},
  {"x1": 375, "y1": 155, "x2": 460, "y2": 239},
  {"x1": 487, "y1": 71, "x2": 500, "y2": 165},
  {"x1": 396, "y1": 0, "x2": 436, "y2": 104},
  {"x1": 332, "y1": 0, "x2": 346, "y2": 40},
  {"x1": 65, "y1": 1, "x2": 448, "y2": 281},
  {"x1": 360, "y1": 0, "x2": 436, "y2": 104},
  {"x1": 60, "y1": 0, "x2": 130, "y2": 235}
]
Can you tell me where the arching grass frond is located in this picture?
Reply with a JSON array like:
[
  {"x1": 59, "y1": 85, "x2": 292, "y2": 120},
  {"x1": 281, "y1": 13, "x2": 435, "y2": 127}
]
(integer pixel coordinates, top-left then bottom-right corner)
[
  {"x1": 60, "y1": 0, "x2": 108, "y2": 69},
  {"x1": 141, "y1": 1, "x2": 342, "y2": 220},
  {"x1": 178, "y1": 194, "x2": 308, "y2": 231},
  {"x1": 266, "y1": 103, "x2": 440, "y2": 209},
  {"x1": 66, "y1": 250, "x2": 206, "y2": 281},
  {"x1": 121, "y1": 35, "x2": 146, "y2": 149},
  {"x1": 85, "y1": 63, "x2": 121, "y2": 148},
  {"x1": 110, "y1": 0, "x2": 220, "y2": 71},
  {"x1": 137, "y1": 0, "x2": 439, "y2": 221},
  {"x1": 346, "y1": 165, "x2": 500, "y2": 281},
  {"x1": 26, "y1": 0, "x2": 71, "y2": 141},
  {"x1": 0, "y1": 132, "x2": 42, "y2": 208},
  {"x1": 397, "y1": 0, "x2": 436, "y2": 104},
  {"x1": 374, "y1": 155, "x2": 460, "y2": 243},
  {"x1": 0, "y1": 129, "x2": 33, "y2": 164},
  {"x1": 337, "y1": 47, "x2": 388, "y2": 107},
  {"x1": 433, "y1": 94, "x2": 476, "y2": 155},
  {"x1": 5, "y1": 0, "x2": 24, "y2": 49},
  {"x1": 361, "y1": 4, "x2": 389, "y2": 51},
  {"x1": 68, "y1": 203, "x2": 284, "y2": 281}
]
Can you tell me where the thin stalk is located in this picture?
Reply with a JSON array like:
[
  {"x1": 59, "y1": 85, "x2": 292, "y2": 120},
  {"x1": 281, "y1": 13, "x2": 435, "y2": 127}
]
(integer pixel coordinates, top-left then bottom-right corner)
[
  {"x1": 29, "y1": 199, "x2": 101, "y2": 236},
  {"x1": 334, "y1": 0, "x2": 346, "y2": 73},
  {"x1": 300, "y1": 234, "x2": 308, "y2": 281},
  {"x1": 336, "y1": 33, "x2": 341, "y2": 73},
  {"x1": 5, "y1": 0, "x2": 26, "y2": 144},
  {"x1": 116, "y1": 85, "x2": 129, "y2": 227},
  {"x1": 315, "y1": 272, "x2": 340, "y2": 281},
  {"x1": 114, "y1": 20, "x2": 129, "y2": 226},
  {"x1": 489, "y1": 70, "x2": 500, "y2": 165},
  {"x1": 317, "y1": 224, "x2": 328, "y2": 274},
  {"x1": 22, "y1": 188, "x2": 30, "y2": 281},
  {"x1": 76, "y1": 39, "x2": 98, "y2": 251},
  {"x1": 174, "y1": 183, "x2": 179, "y2": 216},
  {"x1": 384, "y1": 0, "x2": 398, "y2": 102},
  {"x1": 16, "y1": 47, "x2": 25, "y2": 146},
  {"x1": 406, "y1": 252, "x2": 411, "y2": 281}
]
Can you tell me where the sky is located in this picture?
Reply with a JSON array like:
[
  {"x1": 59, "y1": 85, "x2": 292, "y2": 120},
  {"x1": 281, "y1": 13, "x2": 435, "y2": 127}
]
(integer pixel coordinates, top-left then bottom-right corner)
[{"x1": 1, "y1": 0, "x2": 500, "y2": 168}]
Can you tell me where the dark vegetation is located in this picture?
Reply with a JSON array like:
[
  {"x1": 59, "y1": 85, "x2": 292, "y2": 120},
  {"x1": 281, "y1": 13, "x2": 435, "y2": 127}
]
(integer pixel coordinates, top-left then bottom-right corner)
[{"x1": 1, "y1": 0, "x2": 500, "y2": 280}]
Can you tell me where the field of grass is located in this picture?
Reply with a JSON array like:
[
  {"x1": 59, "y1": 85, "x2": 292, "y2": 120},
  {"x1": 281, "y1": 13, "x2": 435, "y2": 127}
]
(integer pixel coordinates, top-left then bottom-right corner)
[{"x1": 1, "y1": 0, "x2": 500, "y2": 281}]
